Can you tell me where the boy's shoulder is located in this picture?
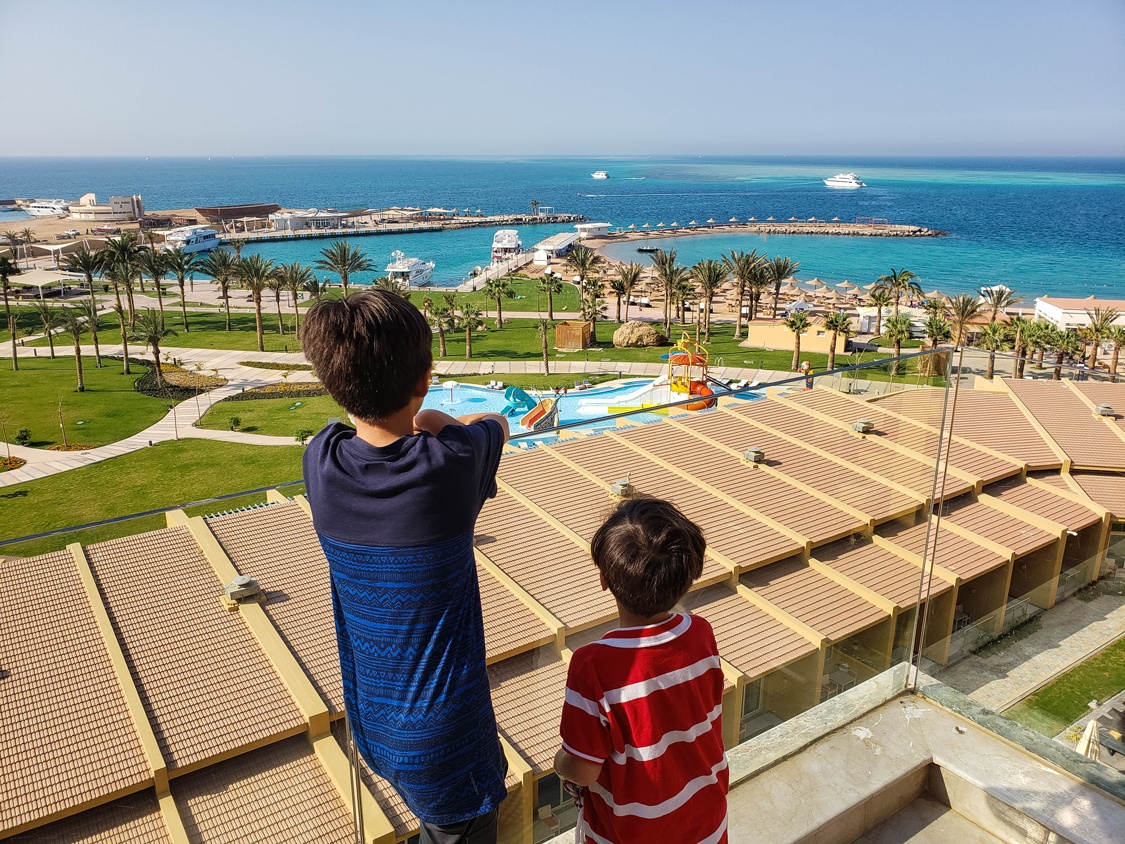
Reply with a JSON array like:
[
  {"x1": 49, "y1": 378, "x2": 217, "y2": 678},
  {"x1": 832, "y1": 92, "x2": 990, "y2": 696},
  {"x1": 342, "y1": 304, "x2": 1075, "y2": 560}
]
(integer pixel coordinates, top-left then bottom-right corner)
[{"x1": 569, "y1": 613, "x2": 716, "y2": 672}]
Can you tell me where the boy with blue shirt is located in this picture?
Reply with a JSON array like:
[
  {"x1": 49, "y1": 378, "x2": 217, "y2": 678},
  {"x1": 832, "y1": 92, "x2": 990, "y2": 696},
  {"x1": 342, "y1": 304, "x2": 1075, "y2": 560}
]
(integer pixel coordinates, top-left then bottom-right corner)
[{"x1": 301, "y1": 291, "x2": 510, "y2": 844}]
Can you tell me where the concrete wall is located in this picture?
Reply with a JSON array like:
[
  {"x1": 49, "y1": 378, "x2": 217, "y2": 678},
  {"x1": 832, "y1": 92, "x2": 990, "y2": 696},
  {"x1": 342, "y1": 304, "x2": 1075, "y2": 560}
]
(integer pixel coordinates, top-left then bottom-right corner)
[{"x1": 741, "y1": 321, "x2": 846, "y2": 355}]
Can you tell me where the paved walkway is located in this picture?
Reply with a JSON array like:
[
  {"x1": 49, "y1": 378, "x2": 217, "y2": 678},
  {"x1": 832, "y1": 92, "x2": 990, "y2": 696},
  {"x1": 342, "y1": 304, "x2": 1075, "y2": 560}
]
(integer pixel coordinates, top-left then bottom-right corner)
[{"x1": 931, "y1": 590, "x2": 1125, "y2": 713}]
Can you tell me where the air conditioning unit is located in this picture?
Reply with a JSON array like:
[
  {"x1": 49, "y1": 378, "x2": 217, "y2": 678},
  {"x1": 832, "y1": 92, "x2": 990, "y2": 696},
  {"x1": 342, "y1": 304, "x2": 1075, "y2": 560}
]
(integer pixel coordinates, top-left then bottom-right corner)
[
  {"x1": 743, "y1": 447, "x2": 765, "y2": 465},
  {"x1": 610, "y1": 475, "x2": 635, "y2": 500},
  {"x1": 223, "y1": 575, "x2": 263, "y2": 610},
  {"x1": 1094, "y1": 404, "x2": 1114, "y2": 417},
  {"x1": 853, "y1": 419, "x2": 875, "y2": 434}
]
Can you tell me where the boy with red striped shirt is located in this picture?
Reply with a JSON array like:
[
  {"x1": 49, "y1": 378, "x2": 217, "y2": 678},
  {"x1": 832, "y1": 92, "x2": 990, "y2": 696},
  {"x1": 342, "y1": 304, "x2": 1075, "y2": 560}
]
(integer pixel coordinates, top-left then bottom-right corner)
[{"x1": 555, "y1": 498, "x2": 728, "y2": 844}]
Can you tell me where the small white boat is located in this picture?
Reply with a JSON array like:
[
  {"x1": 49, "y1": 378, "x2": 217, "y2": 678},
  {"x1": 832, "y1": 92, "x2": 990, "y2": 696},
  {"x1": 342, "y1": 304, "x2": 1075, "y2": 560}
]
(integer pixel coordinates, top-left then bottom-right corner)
[
  {"x1": 824, "y1": 173, "x2": 866, "y2": 189},
  {"x1": 162, "y1": 225, "x2": 220, "y2": 253},
  {"x1": 386, "y1": 249, "x2": 435, "y2": 287},
  {"x1": 491, "y1": 229, "x2": 522, "y2": 263},
  {"x1": 591, "y1": 171, "x2": 610, "y2": 180},
  {"x1": 25, "y1": 199, "x2": 71, "y2": 217}
]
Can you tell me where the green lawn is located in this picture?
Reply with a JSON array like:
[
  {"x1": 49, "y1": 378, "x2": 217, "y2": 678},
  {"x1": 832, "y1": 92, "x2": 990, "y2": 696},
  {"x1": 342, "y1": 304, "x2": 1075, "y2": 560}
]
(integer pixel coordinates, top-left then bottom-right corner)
[
  {"x1": 1004, "y1": 637, "x2": 1125, "y2": 736},
  {"x1": 198, "y1": 394, "x2": 348, "y2": 437},
  {"x1": 453, "y1": 277, "x2": 584, "y2": 314},
  {"x1": 0, "y1": 356, "x2": 175, "y2": 448},
  {"x1": 24, "y1": 314, "x2": 119, "y2": 348},
  {"x1": 0, "y1": 440, "x2": 305, "y2": 554}
]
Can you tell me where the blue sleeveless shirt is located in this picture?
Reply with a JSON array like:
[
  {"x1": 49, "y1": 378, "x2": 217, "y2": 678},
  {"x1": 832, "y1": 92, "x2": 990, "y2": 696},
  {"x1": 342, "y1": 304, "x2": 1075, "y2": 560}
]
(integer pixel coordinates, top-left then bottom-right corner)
[{"x1": 303, "y1": 420, "x2": 508, "y2": 825}]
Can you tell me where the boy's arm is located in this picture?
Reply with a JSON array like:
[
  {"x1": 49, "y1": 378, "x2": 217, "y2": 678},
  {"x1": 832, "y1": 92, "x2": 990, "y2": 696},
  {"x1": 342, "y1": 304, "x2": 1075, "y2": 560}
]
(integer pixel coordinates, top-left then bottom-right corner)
[
  {"x1": 553, "y1": 747, "x2": 603, "y2": 788},
  {"x1": 413, "y1": 410, "x2": 510, "y2": 441},
  {"x1": 457, "y1": 412, "x2": 510, "y2": 441}
]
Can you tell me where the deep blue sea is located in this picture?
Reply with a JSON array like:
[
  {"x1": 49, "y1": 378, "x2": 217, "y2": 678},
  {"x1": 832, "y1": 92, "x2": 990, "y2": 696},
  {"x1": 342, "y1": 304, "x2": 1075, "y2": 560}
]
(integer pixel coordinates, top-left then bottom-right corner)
[{"x1": 1, "y1": 156, "x2": 1122, "y2": 296}]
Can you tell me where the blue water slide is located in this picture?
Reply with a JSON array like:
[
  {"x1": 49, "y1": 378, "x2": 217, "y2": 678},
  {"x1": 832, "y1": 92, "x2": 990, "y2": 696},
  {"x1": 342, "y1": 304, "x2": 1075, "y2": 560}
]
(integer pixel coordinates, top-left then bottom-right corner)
[{"x1": 501, "y1": 385, "x2": 536, "y2": 417}]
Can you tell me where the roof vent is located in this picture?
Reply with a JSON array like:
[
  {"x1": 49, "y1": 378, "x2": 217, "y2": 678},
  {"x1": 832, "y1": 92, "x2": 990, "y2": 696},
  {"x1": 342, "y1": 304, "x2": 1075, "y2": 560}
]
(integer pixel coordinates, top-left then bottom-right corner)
[
  {"x1": 853, "y1": 419, "x2": 875, "y2": 434},
  {"x1": 222, "y1": 575, "x2": 263, "y2": 610},
  {"x1": 610, "y1": 474, "x2": 636, "y2": 501},
  {"x1": 1094, "y1": 404, "x2": 1114, "y2": 417},
  {"x1": 743, "y1": 447, "x2": 765, "y2": 465}
]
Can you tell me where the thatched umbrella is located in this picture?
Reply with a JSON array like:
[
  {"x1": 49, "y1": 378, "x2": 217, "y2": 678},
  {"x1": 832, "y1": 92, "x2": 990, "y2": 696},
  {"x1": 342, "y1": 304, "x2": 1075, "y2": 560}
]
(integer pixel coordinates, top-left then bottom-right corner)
[
  {"x1": 748, "y1": 216, "x2": 757, "y2": 222},
  {"x1": 627, "y1": 223, "x2": 636, "y2": 229},
  {"x1": 706, "y1": 218, "x2": 716, "y2": 225},
  {"x1": 837, "y1": 280, "x2": 858, "y2": 291},
  {"x1": 766, "y1": 216, "x2": 775, "y2": 221},
  {"x1": 780, "y1": 281, "x2": 801, "y2": 296},
  {"x1": 863, "y1": 282, "x2": 878, "y2": 290},
  {"x1": 642, "y1": 222, "x2": 651, "y2": 228},
  {"x1": 789, "y1": 216, "x2": 798, "y2": 221},
  {"x1": 924, "y1": 289, "x2": 947, "y2": 300},
  {"x1": 689, "y1": 220, "x2": 697, "y2": 226},
  {"x1": 806, "y1": 277, "x2": 826, "y2": 289},
  {"x1": 670, "y1": 221, "x2": 679, "y2": 227},
  {"x1": 729, "y1": 217, "x2": 739, "y2": 223},
  {"x1": 832, "y1": 216, "x2": 841, "y2": 222},
  {"x1": 808, "y1": 216, "x2": 818, "y2": 222}
]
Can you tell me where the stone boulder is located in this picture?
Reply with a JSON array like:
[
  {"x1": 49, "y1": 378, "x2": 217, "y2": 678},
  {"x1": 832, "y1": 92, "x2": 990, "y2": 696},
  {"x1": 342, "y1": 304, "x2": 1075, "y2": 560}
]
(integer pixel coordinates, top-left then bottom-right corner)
[{"x1": 613, "y1": 321, "x2": 667, "y2": 348}]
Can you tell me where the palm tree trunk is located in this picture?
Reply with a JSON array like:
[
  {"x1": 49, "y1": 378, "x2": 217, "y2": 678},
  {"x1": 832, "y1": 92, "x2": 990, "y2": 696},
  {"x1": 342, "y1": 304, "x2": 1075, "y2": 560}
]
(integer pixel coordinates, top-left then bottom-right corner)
[
  {"x1": 734, "y1": 286, "x2": 745, "y2": 339},
  {"x1": 623, "y1": 295, "x2": 630, "y2": 323},
  {"x1": 342, "y1": 273, "x2": 349, "y2": 296},
  {"x1": 1089, "y1": 343, "x2": 1099, "y2": 371},
  {"x1": 46, "y1": 324, "x2": 55, "y2": 358},
  {"x1": 73, "y1": 337, "x2": 84, "y2": 391},
  {"x1": 465, "y1": 327, "x2": 472, "y2": 360},
  {"x1": 615, "y1": 295, "x2": 622, "y2": 323},
  {"x1": 152, "y1": 345, "x2": 164, "y2": 387},
  {"x1": 253, "y1": 294, "x2": 264, "y2": 353},
  {"x1": 275, "y1": 297, "x2": 284, "y2": 335},
  {"x1": 292, "y1": 298, "x2": 301, "y2": 334},
  {"x1": 893, "y1": 295, "x2": 900, "y2": 318},
  {"x1": 987, "y1": 352, "x2": 996, "y2": 380},
  {"x1": 547, "y1": 289, "x2": 554, "y2": 321},
  {"x1": 893, "y1": 341, "x2": 903, "y2": 377},
  {"x1": 1111, "y1": 346, "x2": 1120, "y2": 383},
  {"x1": 496, "y1": 299, "x2": 503, "y2": 330},
  {"x1": 118, "y1": 313, "x2": 131, "y2": 375},
  {"x1": 771, "y1": 286, "x2": 780, "y2": 319},
  {"x1": 155, "y1": 282, "x2": 164, "y2": 318},
  {"x1": 827, "y1": 332, "x2": 838, "y2": 371},
  {"x1": 437, "y1": 323, "x2": 447, "y2": 357},
  {"x1": 542, "y1": 333, "x2": 550, "y2": 375},
  {"x1": 125, "y1": 283, "x2": 136, "y2": 327},
  {"x1": 704, "y1": 296, "x2": 712, "y2": 342},
  {"x1": 1053, "y1": 352, "x2": 1064, "y2": 380},
  {"x1": 792, "y1": 337, "x2": 801, "y2": 371},
  {"x1": 179, "y1": 279, "x2": 190, "y2": 331},
  {"x1": 224, "y1": 290, "x2": 232, "y2": 331},
  {"x1": 4, "y1": 293, "x2": 17, "y2": 372},
  {"x1": 86, "y1": 275, "x2": 103, "y2": 367},
  {"x1": 876, "y1": 308, "x2": 884, "y2": 338}
]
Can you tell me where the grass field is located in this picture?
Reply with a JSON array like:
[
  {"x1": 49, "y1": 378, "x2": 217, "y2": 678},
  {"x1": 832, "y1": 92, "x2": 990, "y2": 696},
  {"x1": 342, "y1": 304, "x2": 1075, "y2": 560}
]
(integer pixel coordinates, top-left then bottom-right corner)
[
  {"x1": 0, "y1": 356, "x2": 175, "y2": 448},
  {"x1": 1004, "y1": 637, "x2": 1125, "y2": 736},
  {"x1": 197, "y1": 394, "x2": 347, "y2": 437},
  {"x1": 0, "y1": 440, "x2": 305, "y2": 554}
]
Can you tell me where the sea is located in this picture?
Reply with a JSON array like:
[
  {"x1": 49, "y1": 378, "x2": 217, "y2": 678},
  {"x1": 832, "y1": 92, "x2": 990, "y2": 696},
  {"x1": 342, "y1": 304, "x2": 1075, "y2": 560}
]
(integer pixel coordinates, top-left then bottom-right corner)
[{"x1": 1, "y1": 156, "x2": 1122, "y2": 298}]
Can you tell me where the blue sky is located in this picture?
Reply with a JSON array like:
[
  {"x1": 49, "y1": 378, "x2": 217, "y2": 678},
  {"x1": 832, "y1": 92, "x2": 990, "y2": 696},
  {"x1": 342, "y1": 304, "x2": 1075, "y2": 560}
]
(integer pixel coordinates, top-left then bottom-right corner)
[{"x1": 2, "y1": 0, "x2": 1123, "y2": 156}]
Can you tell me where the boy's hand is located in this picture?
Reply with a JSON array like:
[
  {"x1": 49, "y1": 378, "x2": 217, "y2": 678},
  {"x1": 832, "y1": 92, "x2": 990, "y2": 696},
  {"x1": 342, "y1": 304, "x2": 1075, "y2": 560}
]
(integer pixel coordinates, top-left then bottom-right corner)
[
  {"x1": 553, "y1": 746, "x2": 602, "y2": 788},
  {"x1": 413, "y1": 409, "x2": 460, "y2": 436},
  {"x1": 457, "y1": 412, "x2": 510, "y2": 442}
]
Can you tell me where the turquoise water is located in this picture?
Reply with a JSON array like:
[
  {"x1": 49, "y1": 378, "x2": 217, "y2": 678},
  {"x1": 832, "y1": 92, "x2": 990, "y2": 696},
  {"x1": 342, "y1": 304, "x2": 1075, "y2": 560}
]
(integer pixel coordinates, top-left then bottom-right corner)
[{"x1": 2, "y1": 156, "x2": 1122, "y2": 298}]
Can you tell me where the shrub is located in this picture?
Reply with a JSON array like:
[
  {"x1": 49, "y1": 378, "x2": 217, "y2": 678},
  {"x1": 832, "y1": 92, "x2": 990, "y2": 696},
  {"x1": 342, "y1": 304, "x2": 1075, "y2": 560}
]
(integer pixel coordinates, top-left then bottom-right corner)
[
  {"x1": 295, "y1": 428, "x2": 314, "y2": 445},
  {"x1": 14, "y1": 428, "x2": 32, "y2": 446},
  {"x1": 228, "y1": 416, "x2": 241, "y2": 431}
]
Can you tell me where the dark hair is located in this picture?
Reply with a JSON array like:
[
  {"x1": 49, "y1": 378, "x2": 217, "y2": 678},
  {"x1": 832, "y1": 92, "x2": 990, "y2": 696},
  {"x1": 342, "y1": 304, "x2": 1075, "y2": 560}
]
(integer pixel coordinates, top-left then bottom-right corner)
[
  {"x1": 300, "y1": 291, "x2": 432, "y2": 421},
  {"x1": 590, "y1": 497, "x2": 706, "y2": 617}
]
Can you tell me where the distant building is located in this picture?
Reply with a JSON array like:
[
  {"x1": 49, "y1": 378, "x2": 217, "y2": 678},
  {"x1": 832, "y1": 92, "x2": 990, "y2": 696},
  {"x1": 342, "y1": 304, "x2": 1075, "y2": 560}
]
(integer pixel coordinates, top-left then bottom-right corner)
[
  {"x1": 533, "y1": 232, "x2": 579, "y2": 265},
  {"x1": 742, "y1": 316, "x2": 848, "y2": 355},
  {"x1": 67, "y1": 193, "x2": 144, "y2": 222},
  {"x1": 1035, "y1": 295, "x2": 1125, "y2": 331},
  {"x1": 269, "y1": 209, "x2": 350, "y2": 231},
  {"x1": 575, "y1": 222, "x2": 611, "y2": 239}
]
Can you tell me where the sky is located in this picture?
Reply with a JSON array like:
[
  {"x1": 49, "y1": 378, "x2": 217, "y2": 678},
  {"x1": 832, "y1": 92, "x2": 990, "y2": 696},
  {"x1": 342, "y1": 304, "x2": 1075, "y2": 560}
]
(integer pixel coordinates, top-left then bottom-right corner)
[{"x1": 2, "y1": 0, "x2": 1124, "y2": 157}]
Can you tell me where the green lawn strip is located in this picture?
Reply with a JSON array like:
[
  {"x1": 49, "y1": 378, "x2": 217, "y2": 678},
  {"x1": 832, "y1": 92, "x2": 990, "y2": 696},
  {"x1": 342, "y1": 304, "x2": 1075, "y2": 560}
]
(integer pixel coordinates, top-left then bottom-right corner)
[
  {"x1": 198, "y1": 394, "x2": 348, "y2": 437},
  {"x1": 0, "y1": 440, "x2": 304, "y2": 548},
  {"x1": 452, "y1": 277, "x2": 584, "y2": 314},
  {"x1": 869, "y1": 335, "x2": 925, "y2": 349},
  {"x1": 0, "y1": 356, "x2": 176, "y2": 448},
  {"x1": 1004, "y1": 636, "x2": 1125, "y2": 737},
  {"x1": 108, "y1": 310, "x2": 302, "y2": 353}
]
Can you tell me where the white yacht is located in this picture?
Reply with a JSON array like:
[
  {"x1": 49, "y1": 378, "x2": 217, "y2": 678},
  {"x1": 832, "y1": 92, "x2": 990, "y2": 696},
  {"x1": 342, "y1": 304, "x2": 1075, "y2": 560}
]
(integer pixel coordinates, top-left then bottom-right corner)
[
  {"x1": 824, "y1": 173, "x2": 866, "y2": 189},
  {"x1": 25, "y1": 199, "x2": 71, "y2": 217},
  {"x1": 162, "y1": 225, "x2": 220, "y2": 253},
  {"x1": 591, "y1": 170, "x2": 609, "y2": 180},
  {"x1": 491, "y1": 229, "x2": 522, "y2": 262},
  {"x1": 386, "y1": 250, "x2": 435, "y2": 287}
]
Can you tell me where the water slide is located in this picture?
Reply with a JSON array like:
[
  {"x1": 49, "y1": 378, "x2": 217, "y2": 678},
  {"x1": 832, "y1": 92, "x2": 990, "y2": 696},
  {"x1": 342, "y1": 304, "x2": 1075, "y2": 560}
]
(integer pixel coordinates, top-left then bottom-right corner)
[
  {"x1": 573, "y1": 378, "x2": 672, "y2": 417},
  {"x1": 501, "y1": 386, "x2": 537, "y2": 417}
]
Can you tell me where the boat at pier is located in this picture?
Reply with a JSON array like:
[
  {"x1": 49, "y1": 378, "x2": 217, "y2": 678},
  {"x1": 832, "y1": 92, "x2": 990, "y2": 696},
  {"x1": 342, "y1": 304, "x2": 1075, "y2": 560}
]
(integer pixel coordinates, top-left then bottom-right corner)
[
  {"x1": 162, "y1": 225, "x2": 220, "y2": 253},
  {"x1": 385, "y1": 250, "x2": 435, "y2": 287},
  {"x1": 25, "y1": 199, "x2": 71, "y2": 217},
  {"x1": 637, "y1": 245, "x2": 659, "y2": 253},
  {"x1": 824, "y1": 173, "x2": 866, "y2": 189},
  {"x1": 491, "y1": 229, "x2": 522, "y2": 262},
  {"x1": 591, "y1": 170, "x2": 609, "y2": 180}
]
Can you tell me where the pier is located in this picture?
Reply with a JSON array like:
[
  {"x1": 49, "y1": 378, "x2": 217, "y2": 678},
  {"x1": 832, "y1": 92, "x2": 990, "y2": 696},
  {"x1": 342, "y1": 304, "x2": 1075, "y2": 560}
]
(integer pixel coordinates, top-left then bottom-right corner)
[{"x1": 590, "y1": 218, "x2": 945, "y2": 245}]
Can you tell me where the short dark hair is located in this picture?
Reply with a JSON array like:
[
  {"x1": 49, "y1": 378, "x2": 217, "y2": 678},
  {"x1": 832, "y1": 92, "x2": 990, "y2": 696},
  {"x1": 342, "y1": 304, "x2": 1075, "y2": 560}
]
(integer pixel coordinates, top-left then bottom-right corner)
[
  {"x1": 300, "y1": 291, "x2": 433, "y2": 421},
  {"x1": 590, "y1": 498, "x2": 706, "y2": 617}
]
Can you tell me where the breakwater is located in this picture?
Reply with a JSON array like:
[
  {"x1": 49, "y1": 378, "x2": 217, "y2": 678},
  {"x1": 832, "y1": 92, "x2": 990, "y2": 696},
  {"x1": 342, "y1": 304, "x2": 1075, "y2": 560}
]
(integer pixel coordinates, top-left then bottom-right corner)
[{"x1": 593, "y1": 220, "x2": 945, "y2": 245}]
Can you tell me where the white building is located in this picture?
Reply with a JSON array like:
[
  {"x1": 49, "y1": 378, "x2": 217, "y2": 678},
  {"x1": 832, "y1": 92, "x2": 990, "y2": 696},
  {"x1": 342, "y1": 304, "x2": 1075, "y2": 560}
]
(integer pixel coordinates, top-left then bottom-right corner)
[
  {"x1": 269, "y1": 209, "x2": 349, "y2": 231},
  {"x1": 67, "y1": 193, "x2": 144, "y2": 222},
  {"x1": 1034, "y1": 295, "x2": 1125, "y2": 331},
  {"x1": 532, "y1": 232, "x2": 579, "y2": 265},
  {"x1": 575, "y1": 222, "x2": 611, "y2": 240}
]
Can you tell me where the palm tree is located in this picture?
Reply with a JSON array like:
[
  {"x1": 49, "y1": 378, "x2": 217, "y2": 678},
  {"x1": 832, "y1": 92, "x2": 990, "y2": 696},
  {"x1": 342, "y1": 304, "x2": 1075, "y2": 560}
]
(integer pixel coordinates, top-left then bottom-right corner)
[
  {"x1": 581, "y1": 277, "x2": 607, "y2": 339},
  {"x1": 1023, "y1": 320, "x2": 1050, "y2": 369},
  {"x1": 130, "y1": 309, "x2": 177, "y2": 388},
  {"x1": 137, "y1": 248, "x2": 170, "y2": 318},
  {"x1": 690, "y1": 259, "x2": 727, "y2": 343},
  {"x1": 1008, "y1": 315, "x2": 1034, "y2": 378},
  {"x1": 722, "y1": 249, "x2": 765, "y2": 337},
  {"x1": 266, "y1": 271, "x2": 287, "y2": 335},
  {"x1": 537, "y1": 274, "x2": 563, "y2": 320},
  {"x1": 457, "y1": 301, "x2": 484, "y2": 360},
  {"x1": 651, "y1": 248, "x2": 683, "y2": 334},
  {"x1": 867, "y1": 289, "x2": 893, "y2": 338},
  {"x1": 530, "y1": 199, "x2": 540, "y2": 217},
  {"x1": 875, "y1": 268, "x2": 921, "y2": 317},
  {"x1": 277, "y1": 262, "x2": 315, "y2": 334},
  {"x1": 164, "y1": 247, "x2": 200, "y2": 332},
  {"x1": 30, "y1": 301, "x2": 59, "y2": 358},
  {"x1": 315, "y1": 241, "x2": 371, "y2": 295},
  {"x1": 767, "y1": 256, "x2": 800, "y2": 318},
  {"x1": 980, "y1": 285, "x2": 1021, "y2": 323},
  {"x1": 56, "y1": 307, "x2": 87, "y2": 392},
  {"x1": 228, "y1": 237, "x2": 247, "y2": 260},
  {"x1": 301, "y1": 273, "x2": 323, "y2": 302},
  {"x1": 922, "y1": 298, "x2": 948, "y2": 318},
  {"x1": 236, "y1": 254, "x2": 276, "y2": 353},
  {"x1": 565, "y1": 244, "x2": 602, "y2": 333},
  {"x1": 671, "y1": 275, "x2": 694, "y2": 325},
  {"x1": 882, "y1": 314, "x2": 915, "y2": 376},
  {"x1": 109, "y1": 296, "x2": 131, "y2": 375},
  {"x1": 101, "y1": 233, "x2": 141, "y2": 326},
  {"x1": 977, "y1": 322, "x2": 1009, "y2": 380},
  {"x1": 537, "y1": 319, "x2": 552, "y2": 375},
  {"x1": 0, "y1": 255, "x2": 21, "y2": 370},
  {"x1": 782, "y1": 310, "x2": 811, "y2": 371},
  {"x1": 922, "y1": 314, "x2": 952, "y2": 350},
  {"x1": 62, "y1": 247, "x2": 105, "y2": 363},
  {"x1": 1, "y1": 230, "x2": 22, "y2": 264},
  {"x1": 18, "y1": 227, "x2": 35, "y2": 249},
  {"x1": 823, "y1": 311, "x2": 853, "y2": 371},
  {"x1": 430, "y1": 292, "x2": 457, "y2": 358},
  {"x1": 482, "y1": 277, "x2": 514, "y2": 329},
  {"x1": 947, "y1": 294, "x2": 983, "y2": 347},
  {"x1": 612, "y1": 263, "x2": 644, "y2": 323},
  {"x1": 77, "y1": 297, "x2": 103, "y2": 366},
  {"x1": 1049, "y1": 327, "x2": 1083, "y2": 380},
  {"x1": 198, "y1": 249, "x2": 238, "y2": 330},
  {"x1": 1080, "y1": 308, "x2": 1120, "y2": 371}
]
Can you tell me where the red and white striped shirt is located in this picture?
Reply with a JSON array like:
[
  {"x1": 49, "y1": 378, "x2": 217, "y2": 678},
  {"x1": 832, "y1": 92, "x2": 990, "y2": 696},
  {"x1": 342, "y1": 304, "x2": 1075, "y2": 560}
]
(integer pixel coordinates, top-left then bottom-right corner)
[{"x1": 560, "y1": 613, "x2": 728, "y2": 844}]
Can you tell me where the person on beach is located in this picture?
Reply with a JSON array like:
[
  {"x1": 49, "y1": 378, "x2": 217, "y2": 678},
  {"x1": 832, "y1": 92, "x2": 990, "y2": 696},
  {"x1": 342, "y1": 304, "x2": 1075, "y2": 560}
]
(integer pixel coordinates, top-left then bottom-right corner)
[
  {"x1": 555, "y1": 498, "x2": 728, "y2": 844},
  {"x1": 800, "y1": 360, "x2": 814, "y2": 390},
  {"x1": 301, "y1": 291, "x2": 510, "y2": 844}
]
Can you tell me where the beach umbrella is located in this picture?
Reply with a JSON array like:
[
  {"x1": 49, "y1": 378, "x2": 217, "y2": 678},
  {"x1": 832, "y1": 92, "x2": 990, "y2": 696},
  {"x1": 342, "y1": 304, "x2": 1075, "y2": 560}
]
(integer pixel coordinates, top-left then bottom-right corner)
[
  {"x1": 627, "y1": 223, "x2": 636, "y2": 229},
  {"x1": 780, "y1": 282, "x2": 801, "y2": 295},
  {"x1": 924, "y1": 289, "x2": 946, "y2": 300},
  {"x1": 766, "y1": 216, "x2": 775, "y2": 221},
  {"x1": 657, "y1": 222, "x2": 665, "y2": 227},
  {"x1": 806, "y1": 278, "x2": 826, "y2": 288},
  {"x1": 863, "y1": 282, "x2": 878, "y2": 290},
  {"x1": 789, "y1": 216, "x2": 798, "y2": 222},
  {"x1": 837, "y1": 280, "x2": 858, "y2": 290},
  {"x1": 671, "y1": 221, "x2": 679, "y2": 227},
  {"x1": 832, "y1": 216, "x2": 841, "y2": 222},
  {"x1": 808, "y1": 216, "x2": 818, "y2": 222},
  {"x1": 748, "y1": 216, "x2": 757, "y2": 222},
  {"x1": 1076, "y1": 720, "x2": 1101, "y2": 761},
  {"x1": 476, "y1": 208, "x2": 484, "y2": 214},
  {"x1": 707, "y1": 218, "x2": 716, "y2": 224},
  {"x1": 729, "y1": 217, "x2": 739, "y2": 223},
  {"x1": 642, "y1": 222, "x2": 651, "y2": 228},
  {"x1": 689, "y1": 220, "x2": 697, "y2": 226}
]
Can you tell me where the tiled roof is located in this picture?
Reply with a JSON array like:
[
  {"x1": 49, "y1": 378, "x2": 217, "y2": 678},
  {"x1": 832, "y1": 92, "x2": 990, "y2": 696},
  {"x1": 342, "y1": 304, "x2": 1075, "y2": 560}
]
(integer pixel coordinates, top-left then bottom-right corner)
[
  {"x1": 740, "y1": 557, "x2": 890, "y2": 643},
  {"x1": 477, "y1": 563, "x2": 556, "y2": 660},
  {"x1": 207, "y1": 502, "x2": 343, "y2": 713},
  {"x1": 1006, "y1": 380, "x2": 1125, "y2": 469},
  {"x1": 876, "y1": 390, "x2": 1062, "y2": 471},
  {"x1": 6, "y1": 792, "x2": 169, "y2": 843},
  {"x1": 937, "y1": 497, "x2": 1057, "y2": 557},
  {"x1": 812, "y1": 538, "x2": 952, "y2": 608},
  {"x1": 1072, "y1": 472, "x2": 1125, "y2": 521},
  {"x1": 879, "y1": 521, "x2": 1010, "y2": 582},
  {"x1": 488, "y1": 647, "x2": 568, "y2": 775},
  {"x1": 0, "y1": 551, "x2": 150, "y2": 833},
  {"x1": 171, "y1": 737, "x2": 353, "y2": 843},
  {"x1": 83, "y1": 528, "x2": 306, "y2": 770},
  {"x1": 986, "y1": 479, "x2": 1103, "y2": 531},
  {"x1": 1069, "y1": 382, "x2": 1125, "y2": 438}
]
